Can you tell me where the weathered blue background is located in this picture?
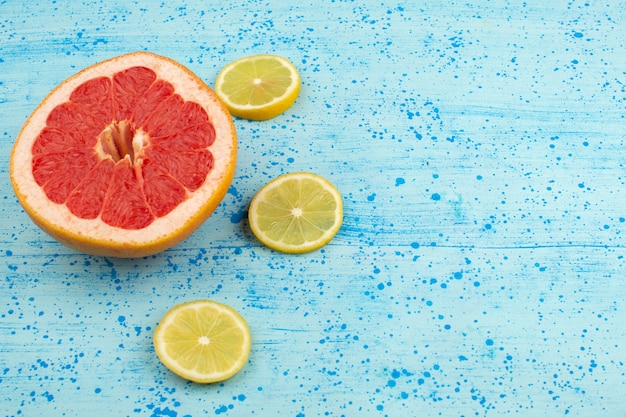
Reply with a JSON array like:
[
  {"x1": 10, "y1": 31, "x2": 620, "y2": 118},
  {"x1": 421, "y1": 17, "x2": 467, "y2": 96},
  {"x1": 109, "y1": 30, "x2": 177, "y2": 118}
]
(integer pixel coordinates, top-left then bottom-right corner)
[{"x1": 1, "y1": 1, "x2": 625, "y2": 416}]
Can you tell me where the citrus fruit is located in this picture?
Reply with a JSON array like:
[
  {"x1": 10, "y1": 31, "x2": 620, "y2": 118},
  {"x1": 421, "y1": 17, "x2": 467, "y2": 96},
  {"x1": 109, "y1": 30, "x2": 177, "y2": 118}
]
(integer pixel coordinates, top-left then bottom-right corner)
[
  {"x1": 214, "y1": 54, "x2": 300, "y2": 120},
  {"x1": 9, "y1": 52, "x2": 237, "y2": 258},
  {"x1": 248, "y1": 172, "x2": 343, "y2": 254},
  {"x1": 153, "y1": 300, "x2": 251, "y2": 384}
]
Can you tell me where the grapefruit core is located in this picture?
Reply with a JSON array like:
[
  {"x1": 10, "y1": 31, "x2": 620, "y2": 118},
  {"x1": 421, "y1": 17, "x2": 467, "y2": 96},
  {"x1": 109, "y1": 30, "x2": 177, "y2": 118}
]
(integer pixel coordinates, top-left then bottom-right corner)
[{"x1": 9, "y1": 52, "x2": 237, "y2": 258}]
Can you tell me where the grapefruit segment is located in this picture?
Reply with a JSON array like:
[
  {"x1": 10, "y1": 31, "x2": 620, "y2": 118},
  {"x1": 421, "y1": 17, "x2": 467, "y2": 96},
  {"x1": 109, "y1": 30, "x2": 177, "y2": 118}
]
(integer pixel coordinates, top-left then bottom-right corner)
[
  {"x1": 141, "y1": 158, "x2": 187, "y2": 217},
  {"x1": 101, "y1": 161, "x2": 153, "y2": 230},
  {"x1": 141, "y1": 94, "x2": 186, "y2": 137},
  {"x1": 69, "y1": 76, "x2": 115, "y2": 124},
  {"x1": 145, "y1": 146, "x2": 213, "y2": 191},
  {"x1": 113, "y1": 66, "x2": 157, "y2": 121},
  {"x1": 151, "y1": 123, "x2": 216, "y2": 150},
  {"x1": 32, "y1": 127, "x2": 92, "y2": 155},
  {"x1": 10, "y1": 52, "x2": 237, "y2": 257},
  {"x1": 66, "y1": 160, "x2": 115, "y2": 219},
  {"x1": 46, "y1": 101, "x2": 104, "y2": 139},
  {"x1": 32, "y1": 148, "x2": 99, "y2": 203},
  {"x1": 132, "y1": 79, "x2": 175, "y2": 128}
]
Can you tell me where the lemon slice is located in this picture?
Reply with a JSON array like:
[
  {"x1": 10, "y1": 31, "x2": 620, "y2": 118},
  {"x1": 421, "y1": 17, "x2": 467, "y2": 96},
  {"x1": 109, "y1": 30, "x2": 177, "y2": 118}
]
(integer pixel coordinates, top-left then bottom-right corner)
[
  {"x1": 153, "y1": 300, "x2": 251, "y2": 384},
  {"x1": 215, "y1": 54, "x2": 300, "y2": 120},
  {"x1": 248, "y1": 172, "x2": 343, "y2": 254}
]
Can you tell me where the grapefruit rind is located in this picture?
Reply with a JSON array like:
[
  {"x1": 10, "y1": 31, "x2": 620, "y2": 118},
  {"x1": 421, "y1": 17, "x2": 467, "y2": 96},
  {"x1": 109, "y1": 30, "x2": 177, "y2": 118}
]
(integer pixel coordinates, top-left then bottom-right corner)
[{"x1": 9, "y1": 52, "x2": 237, "y2": 258}]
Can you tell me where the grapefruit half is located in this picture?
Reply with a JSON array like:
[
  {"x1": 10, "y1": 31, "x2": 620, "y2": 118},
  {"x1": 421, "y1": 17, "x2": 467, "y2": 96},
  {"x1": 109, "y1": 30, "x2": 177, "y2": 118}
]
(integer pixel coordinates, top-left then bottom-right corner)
[{"x1": 10, "y1": 52, "x2": 237, "y2": 258}]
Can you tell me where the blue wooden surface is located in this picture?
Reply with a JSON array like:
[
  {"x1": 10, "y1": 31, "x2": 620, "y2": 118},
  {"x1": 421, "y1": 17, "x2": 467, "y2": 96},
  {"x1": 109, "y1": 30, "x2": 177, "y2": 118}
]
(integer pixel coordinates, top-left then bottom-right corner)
[{"x1": 1, "y1": 1, "x2": 625, "y2": 416}]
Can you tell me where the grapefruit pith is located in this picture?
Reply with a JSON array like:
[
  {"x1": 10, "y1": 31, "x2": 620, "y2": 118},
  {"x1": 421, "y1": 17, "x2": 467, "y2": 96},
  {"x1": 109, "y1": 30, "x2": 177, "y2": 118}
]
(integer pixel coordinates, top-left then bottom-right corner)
[{"x1": 10, "y1": 52, "x2": 237, "y2": 258}]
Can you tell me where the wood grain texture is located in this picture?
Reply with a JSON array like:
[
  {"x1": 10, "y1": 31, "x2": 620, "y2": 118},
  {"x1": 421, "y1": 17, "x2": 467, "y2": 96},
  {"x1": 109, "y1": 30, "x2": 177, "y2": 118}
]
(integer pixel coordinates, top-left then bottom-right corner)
[{"x1": 1, "y1": 1, "x2": 625, "y2": 416}]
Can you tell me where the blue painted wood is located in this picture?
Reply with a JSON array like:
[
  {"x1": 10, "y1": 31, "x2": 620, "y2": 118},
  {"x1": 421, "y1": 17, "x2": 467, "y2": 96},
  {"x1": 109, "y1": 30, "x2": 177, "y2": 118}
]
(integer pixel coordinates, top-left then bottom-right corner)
[{"x1": 1, "y1": 1, "x2": 625, "y2": 415}]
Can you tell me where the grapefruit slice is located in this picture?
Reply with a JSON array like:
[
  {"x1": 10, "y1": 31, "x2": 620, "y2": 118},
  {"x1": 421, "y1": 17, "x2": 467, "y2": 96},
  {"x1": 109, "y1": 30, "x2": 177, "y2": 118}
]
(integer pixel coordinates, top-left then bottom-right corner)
[{"x1": 10, "y1": 52, "x2": 237, "y2": 258}]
